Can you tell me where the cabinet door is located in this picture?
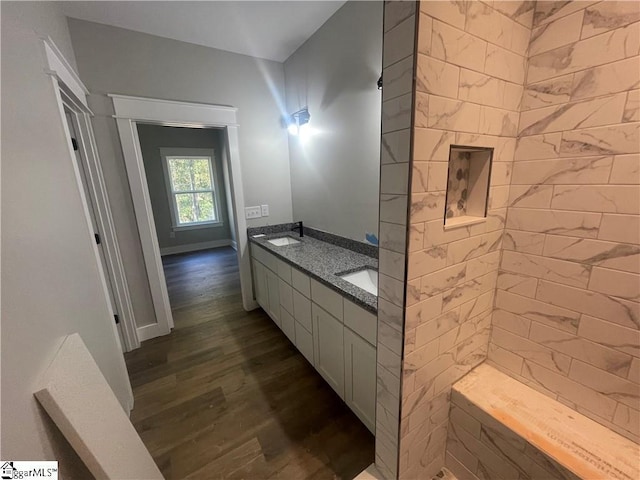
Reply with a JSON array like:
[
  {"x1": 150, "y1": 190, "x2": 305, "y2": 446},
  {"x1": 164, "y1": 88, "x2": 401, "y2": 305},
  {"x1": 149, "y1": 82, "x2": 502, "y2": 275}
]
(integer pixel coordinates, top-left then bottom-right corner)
[
  {"x1": 293, "y1": 289, "x2": 312, "y2": 332},
  {"x1": 295, "y1": 321, "x2": 314, "y2": 366},
  {"x1": 266, "y1": 269, "x2": 281, "y2": 327},
  {"x1": 344, "y1": 329, "x2": 376, "y2": 432},
  {"x1": 313, "y1": 304, "x2": 344, "y2": 398},
  {"x1": 279, "y1": 279, "x2": 294, "y2": 316},
  {"x1": 280, "y1": 308, "x2": 296, "y2": 344},
  {"x1": 253, "y1": 260, "x2": 268, "y2": 310}
]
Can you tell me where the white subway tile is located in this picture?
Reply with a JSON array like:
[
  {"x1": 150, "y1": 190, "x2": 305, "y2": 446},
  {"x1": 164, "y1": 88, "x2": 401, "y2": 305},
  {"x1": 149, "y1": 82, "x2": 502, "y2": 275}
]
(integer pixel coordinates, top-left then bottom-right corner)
[
  {"x1": 431, "y1": 20, "x2": 488, "y2": 71},
  {"x1": 578, "y1": 315, "x2": 640, "y2": 358},
  {"x1": 510, "y1": 156, "x2": 613, "y2": 185},
  {"x1": 598, "y1": 214, "x2": 640, "y2": 245},
  {"x1": 610, "y1": 153, "x2": 640, "y2": 185},
  {"x1": 536, "y1": 279, "x2": 639, "y2": 330},
  {"x1": 581, "y1": 1, "x2": 640, "y2": 39},
  {"x1": 529, "y1": 321, "x2": 633, "y2": 378},
  {"x1": 543, "y1": 235, "x2": 640, "y2": 274},
  {"x1": 501, "y1": 250, "x2": 591, "y2": 288},
  {"x1": 530, "y1": 10, "x2": 583, "y2": 56},
  {"x1": 496, "y1": 289, "x2": 580, "y2": 333},
  {"x1": 416, "y1": 54, "x2": 460, "y2": 98},
  {"x1": 569, "y1": 360, "x2": 640, "y2": 409},
  {"x1": 506, "y1": 208, "x2": 601, "y2": 238},
  {"x1": 551, "y1": 185, "x2": 640, "y2": 215},
  {"x1": 521, "y1": 360, "x2": 618, "y2": 419}
]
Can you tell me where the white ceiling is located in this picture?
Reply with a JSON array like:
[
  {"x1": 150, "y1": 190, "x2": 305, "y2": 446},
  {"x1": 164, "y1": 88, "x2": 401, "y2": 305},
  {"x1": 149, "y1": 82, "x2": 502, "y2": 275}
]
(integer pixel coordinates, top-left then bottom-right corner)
[{"x1": 61, "y1": 1, "x2": 347, "y2": 63}]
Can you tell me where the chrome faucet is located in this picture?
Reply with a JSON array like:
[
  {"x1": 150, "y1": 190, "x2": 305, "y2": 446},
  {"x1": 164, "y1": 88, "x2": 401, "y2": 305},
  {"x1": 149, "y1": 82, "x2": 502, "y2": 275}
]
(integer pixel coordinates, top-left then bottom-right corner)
[{"x1": 292, "y1": 221, "x2": 304, "y2": 237}]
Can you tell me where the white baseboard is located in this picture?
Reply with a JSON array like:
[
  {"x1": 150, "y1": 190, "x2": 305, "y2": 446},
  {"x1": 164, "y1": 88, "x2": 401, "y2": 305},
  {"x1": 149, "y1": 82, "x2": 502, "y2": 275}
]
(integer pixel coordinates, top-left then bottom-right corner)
[
  {"x1": 136, "y1": 322, "x2": 171, "y2": 342},
  {"x1": 230, "y1": 240, "x2": 238, "y2": 251},
  {"x1": 160, "y1": 239, "x2": 232, "y2": 256}
]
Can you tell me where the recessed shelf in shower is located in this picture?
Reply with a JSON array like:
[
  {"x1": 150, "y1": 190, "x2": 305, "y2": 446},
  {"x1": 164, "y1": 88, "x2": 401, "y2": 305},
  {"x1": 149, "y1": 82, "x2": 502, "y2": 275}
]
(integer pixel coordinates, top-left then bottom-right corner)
[{"x1": 444, "y1": 145, "x2": 493, "y2": 230}]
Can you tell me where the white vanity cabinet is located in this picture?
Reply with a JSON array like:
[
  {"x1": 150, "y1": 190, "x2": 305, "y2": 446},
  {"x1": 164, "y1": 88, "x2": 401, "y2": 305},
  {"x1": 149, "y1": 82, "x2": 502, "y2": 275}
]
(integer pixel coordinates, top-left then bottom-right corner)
[{"x1": 250, "y1": 242, "x2": 377, "y2": 433}]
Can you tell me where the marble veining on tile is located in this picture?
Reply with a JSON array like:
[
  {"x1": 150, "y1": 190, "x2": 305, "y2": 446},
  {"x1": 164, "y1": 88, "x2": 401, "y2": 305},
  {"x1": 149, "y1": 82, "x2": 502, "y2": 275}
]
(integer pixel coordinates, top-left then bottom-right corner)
[
  {"x1": 399, "y1": 1, "x2": 640, "y2": 476},
  {"x1": 581, "y1": 1, "x2": 640, "y2": 39}
]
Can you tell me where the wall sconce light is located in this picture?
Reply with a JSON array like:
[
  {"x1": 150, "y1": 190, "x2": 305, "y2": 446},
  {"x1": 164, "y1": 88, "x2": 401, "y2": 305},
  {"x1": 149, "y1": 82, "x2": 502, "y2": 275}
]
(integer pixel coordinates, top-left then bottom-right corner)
[{"x1": 287, "y1": 107, "x2": 310, "y2": 136}]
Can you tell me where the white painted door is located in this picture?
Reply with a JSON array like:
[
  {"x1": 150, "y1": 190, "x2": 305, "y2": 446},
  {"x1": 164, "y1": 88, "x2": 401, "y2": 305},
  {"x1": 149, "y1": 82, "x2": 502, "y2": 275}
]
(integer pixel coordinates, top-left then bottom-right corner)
[
  {"x1": 344, "y1": 328, "x2": 376, "y2": 432},
  {"x1": 313, "y1": 304, "x2": 345, "y2": 398},
  {"x1": 65, "y1": 110, "x2": 125, "y2": 350}
]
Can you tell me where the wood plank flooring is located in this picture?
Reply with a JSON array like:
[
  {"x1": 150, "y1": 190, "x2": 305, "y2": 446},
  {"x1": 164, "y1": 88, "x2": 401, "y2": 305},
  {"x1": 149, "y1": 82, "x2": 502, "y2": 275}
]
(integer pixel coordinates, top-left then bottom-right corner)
[{"x1": 124, "y1": 248, "x2": 374, "y2": 479}]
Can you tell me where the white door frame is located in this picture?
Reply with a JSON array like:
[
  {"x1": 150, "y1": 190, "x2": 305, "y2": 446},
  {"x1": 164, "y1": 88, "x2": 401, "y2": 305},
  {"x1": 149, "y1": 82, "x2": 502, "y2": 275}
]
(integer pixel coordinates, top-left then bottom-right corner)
[
  {"x1": 42, "y1": 37, "x2": 140, "y2": 354},
  {"x1": 110, "y1": 95, "x2": 255, "y2": 342}
]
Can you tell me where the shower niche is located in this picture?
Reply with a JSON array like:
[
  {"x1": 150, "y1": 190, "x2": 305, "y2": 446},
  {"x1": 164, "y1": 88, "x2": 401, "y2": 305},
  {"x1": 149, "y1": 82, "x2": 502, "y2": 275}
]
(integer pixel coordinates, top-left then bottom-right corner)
[{"x1": 444, "y1": 145, "x2": 493, "y2": 229}]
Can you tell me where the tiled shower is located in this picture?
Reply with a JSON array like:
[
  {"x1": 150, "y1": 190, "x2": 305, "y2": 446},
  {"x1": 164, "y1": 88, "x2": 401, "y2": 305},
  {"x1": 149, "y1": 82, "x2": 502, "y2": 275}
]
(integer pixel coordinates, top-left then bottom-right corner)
[{"x1": 375, "y1": 1, "x2": 639, "y2": 478}]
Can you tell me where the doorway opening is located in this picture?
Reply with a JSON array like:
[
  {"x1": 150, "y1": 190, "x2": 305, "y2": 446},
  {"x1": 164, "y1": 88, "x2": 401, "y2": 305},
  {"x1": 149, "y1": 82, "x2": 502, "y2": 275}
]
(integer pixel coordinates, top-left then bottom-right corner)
[
  {"x1": 110, "y1": 95, "x2": 254, "y2": 344},
  {"x1": 134, "y1": 123, "x2": 242, "y2": 330},
  {"x1": 136, "y1": 125, "x2": 237, "y2": 257}
]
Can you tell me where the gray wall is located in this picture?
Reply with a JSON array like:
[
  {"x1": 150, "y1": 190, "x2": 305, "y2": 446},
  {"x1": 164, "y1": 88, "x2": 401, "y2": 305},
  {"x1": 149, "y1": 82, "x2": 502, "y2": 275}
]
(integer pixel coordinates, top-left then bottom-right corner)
[
  {"x1": 1, "y1": 2, "x2": 131, "y2": 474},
  {"x1": 137, "y1": 124, "x2": 232, "y2": 251},
  {"x1": 283, "y1": 1, "x2": 383, "y2": 242},
  {"x1": 68, "y1": 19, "x2": 294, "y2": 326}
]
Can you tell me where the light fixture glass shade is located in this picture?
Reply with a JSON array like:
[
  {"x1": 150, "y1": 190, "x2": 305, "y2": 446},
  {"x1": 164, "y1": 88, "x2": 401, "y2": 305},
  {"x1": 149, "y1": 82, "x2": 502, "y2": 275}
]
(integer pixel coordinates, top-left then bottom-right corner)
[
  {"x1": 286, "y1": 107, "x2": 310, "y2": 136},
  {"x1": 287, "y1": 123, "x2": 299, "y2": 136}
]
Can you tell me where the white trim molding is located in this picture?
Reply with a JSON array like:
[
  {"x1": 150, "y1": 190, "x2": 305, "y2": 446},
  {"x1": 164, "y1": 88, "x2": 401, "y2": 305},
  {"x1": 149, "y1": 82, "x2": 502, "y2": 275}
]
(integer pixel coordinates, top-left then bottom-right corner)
[
  {"x1": 41, "y1": 36, "x2": 90, "y2": 112},
  {"x1": 109, "y1": 94, "x2": 238, "y2": 126},
  {"x1": 160, "y1": 239, "x2": 232, "y2": 256},
  {"x1": 42, "y1": 37, "x2": 139, "y2": 358},
  {"x1": 110, "y1": 95, "x2": 255, "y2": 344}
]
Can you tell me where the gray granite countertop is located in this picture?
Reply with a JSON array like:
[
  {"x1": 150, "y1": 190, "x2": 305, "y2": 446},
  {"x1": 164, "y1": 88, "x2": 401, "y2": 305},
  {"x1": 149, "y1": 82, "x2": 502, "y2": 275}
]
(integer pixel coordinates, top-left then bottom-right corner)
[{"x1": 249, "y1": 231, "x2": 378, "y2": 313}]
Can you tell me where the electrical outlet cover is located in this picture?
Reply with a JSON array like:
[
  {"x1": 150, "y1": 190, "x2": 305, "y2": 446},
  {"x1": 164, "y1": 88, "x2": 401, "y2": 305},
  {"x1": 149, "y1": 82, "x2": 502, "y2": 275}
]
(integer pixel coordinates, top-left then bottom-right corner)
[
  {"x1": 261, "y1": 204, "x2": 269, "y2": 217},
  {"x1": 245, "y1": 206, "x2": 262, "y2": 219}
]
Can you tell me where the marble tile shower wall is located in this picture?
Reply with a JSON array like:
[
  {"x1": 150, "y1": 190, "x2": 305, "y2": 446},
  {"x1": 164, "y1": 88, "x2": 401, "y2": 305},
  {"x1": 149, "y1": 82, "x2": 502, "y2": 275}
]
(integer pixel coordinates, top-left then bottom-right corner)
[
  {"x1": 376, "y1": 2, "x2": 416, "y2": 478},
  {"x1": 399, "y1": 2, "x2": 532, "y2": 478},
  {"x1": 488, "y1": 0, "x2": 640, "y2": 445}
]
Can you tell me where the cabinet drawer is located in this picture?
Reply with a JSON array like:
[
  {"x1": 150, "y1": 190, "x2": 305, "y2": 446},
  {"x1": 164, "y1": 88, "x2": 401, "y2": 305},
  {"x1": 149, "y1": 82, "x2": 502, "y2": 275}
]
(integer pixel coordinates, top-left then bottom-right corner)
[
  {"x1": 295, "y1": 321, "x2": 314, "y2": 366},
  {"x1": 279, "y1": 279, "x2": 294, "y2": 316},
  {"x1": 277, "y1": 259, "x2": 292, "y2": 284},
  {"x1": 293, "y1": 289, "x2": 312, "y2": 332},
  {"x1": 281, "y1": 309, "x2": 296, "y2": 344},
  {"x1": 310, "y1": 279, "x2": 343, "y2": 321},
  {"x1": 252, "y1": 244, "x2": 267, "y2": 264},
  {"x1": 291, "y1": 268, "x2": 310, "y2": 297},
  {"x1": 262, "y1": 249, "x2": 279, "y2": 273},
  {"x1": 344, "y1": 299, "x2": 377, "y2": 346}
]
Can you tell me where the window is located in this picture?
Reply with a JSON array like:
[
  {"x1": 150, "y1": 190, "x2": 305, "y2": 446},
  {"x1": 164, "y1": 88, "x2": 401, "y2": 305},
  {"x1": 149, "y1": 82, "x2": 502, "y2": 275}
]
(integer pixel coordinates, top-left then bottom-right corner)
[{"x1": 161, "y1": 148, "x2": 222, "y2": 229}]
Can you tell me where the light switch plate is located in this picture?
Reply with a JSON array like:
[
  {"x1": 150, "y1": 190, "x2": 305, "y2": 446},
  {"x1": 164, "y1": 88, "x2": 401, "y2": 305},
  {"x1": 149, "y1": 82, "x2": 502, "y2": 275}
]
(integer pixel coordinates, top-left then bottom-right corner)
[
  {"x1": 245, "y1": 206, "x2": 262, "y2": 219},
  {"x1": 261, "y1": 204, "x2": 269, "y2": 217}
]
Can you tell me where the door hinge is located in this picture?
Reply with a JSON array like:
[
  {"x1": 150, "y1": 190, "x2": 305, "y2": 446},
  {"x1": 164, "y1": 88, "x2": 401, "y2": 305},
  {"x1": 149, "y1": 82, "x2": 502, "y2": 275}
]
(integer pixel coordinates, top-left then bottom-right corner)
[
  {"x1": 71, "y1": 138, "x2": 78, "y2": 151},
  {"x1": 94, "y1": 233, "x2": 101, "y2": 245},
  {"x1": 114, "y1": 314, "x2": 120, "y2": 325}
]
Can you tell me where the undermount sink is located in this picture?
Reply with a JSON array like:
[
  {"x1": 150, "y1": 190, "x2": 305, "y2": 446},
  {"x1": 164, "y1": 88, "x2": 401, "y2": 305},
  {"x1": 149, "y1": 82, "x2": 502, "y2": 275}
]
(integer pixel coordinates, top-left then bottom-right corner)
[
  {"x1": 339, "y1": 268, "x2": 378, "y2": 296},
  {"x1": 267, "y1": 236, "x2": 301, "y2": 246}
]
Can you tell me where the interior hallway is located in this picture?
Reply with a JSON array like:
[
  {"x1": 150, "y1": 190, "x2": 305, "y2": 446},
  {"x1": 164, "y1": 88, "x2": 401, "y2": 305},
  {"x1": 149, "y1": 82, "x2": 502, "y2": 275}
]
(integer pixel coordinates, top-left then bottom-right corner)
[{"x1": 124, "y1": 247, "x2": 375, "y2": 479}]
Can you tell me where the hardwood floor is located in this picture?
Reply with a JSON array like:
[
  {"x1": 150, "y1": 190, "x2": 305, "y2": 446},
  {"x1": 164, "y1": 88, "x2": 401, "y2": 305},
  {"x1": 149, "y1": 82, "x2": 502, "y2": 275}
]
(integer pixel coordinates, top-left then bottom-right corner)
[{"x1": 124, "y1": 247, "x2": 375, "y2": 479}]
